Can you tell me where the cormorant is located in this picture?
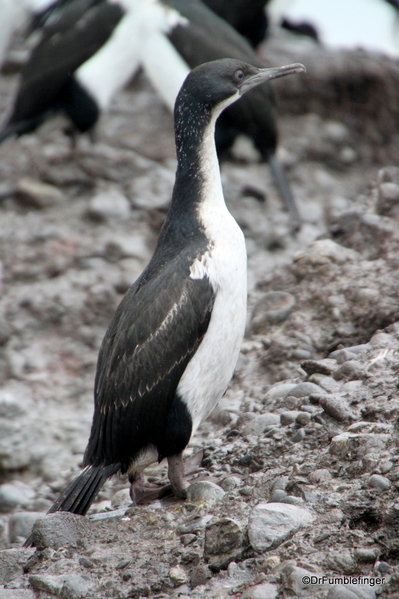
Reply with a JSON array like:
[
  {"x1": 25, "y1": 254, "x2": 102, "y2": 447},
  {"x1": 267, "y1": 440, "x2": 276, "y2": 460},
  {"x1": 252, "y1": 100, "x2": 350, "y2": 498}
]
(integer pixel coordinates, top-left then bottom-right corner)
[{"x1": 35, "y1": 58, "x2": 305, "y2": 519}]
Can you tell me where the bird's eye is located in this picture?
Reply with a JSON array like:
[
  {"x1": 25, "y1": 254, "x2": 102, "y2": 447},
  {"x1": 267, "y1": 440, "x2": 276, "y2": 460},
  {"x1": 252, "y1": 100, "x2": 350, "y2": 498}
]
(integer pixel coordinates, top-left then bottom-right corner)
[{"x1": 234, "y1": 69, "x2": 245, "y2": 81}]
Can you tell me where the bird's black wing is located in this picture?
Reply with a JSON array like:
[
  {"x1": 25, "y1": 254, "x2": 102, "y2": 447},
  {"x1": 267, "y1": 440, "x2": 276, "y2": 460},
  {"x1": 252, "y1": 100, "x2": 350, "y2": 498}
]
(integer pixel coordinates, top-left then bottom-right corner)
[
  {"x1": 165, "y1": 0, "x2": 259, "y2": 66},
  {"x1": 8, "y1": 1, "x2": 124, "y2": 124},
  {"x1": 84, "y1": 251, "x2": 215, "y2": 472}
]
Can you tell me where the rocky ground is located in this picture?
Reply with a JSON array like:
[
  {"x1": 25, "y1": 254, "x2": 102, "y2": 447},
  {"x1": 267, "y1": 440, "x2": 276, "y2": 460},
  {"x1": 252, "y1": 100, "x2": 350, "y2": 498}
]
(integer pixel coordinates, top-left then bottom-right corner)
[{"x1": 0, "y1": 30, "x2": 399, "y2": 599}]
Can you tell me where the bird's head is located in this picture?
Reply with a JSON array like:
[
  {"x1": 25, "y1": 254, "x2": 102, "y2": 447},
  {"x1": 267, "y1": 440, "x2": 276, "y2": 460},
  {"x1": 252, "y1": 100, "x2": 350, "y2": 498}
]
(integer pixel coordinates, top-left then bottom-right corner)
[{"x1": 176, "y1": 58, "x2": 306, "y2": 117}]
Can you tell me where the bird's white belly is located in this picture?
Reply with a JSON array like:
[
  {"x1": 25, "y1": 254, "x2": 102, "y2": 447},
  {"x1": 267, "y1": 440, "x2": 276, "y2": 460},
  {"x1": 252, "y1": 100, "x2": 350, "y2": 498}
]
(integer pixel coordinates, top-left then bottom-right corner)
[{"x1": 177, "y1": 209, "x2": 247, "y2": 434}]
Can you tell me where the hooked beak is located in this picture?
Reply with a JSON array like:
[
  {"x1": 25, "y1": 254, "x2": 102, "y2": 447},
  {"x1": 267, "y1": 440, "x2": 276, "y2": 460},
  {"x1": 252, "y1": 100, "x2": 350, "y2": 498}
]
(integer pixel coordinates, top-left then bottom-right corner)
[{"x1": 239, "y1": 63, "x2": 306, "y2": 96}]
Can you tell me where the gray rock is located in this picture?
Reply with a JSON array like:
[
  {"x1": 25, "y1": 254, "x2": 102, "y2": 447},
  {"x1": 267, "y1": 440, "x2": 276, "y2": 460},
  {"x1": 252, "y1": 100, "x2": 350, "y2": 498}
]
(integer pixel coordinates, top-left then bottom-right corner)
[
  {"x1": 308, "y1": 469, "x2": 332, "y2": 484},
  {"x1": 326, "y1": 550, "x2": 357, "y2": 574},
  {"x1": 281, "y1": 564, "x2": 323, "y2": 597},
  {"x1": 280, "y1": 411, "x2": 300, "y2": 425},
  {"x1": 204, "y1": 517, "x2": 244, "y2": 570},
  {"x1": 369, "y1": 474, "x2": 391, "y2": 490},
  {"x1": 0, "y1": 483, "x2": 32, "y2": 512},
  {"x1": 177, "y1": 515, "x2": 213, "y2": 534},
  {"x1": 220, "y1": 476, "x2": 241, "y2": 492},
  {"x1": 264, "y1": 383, "x2": 297, "y2": 401},
  {"x1": 29, "y1": 512, "x2": 94, "y2": 550},
  {"x1": 296, "y1": 411, "x2": 311, "y2": 426},
  {"x1": 342, "y1": 344, "x2": 371, "y2": 354},
  {"x1": 329, "y1": 433, "x2": 389, "y2": 459},
  {"x1": 169, "y1": 565, "x2": 188, "y2": 586},
  {"x1": 271, "y1": 476, "x2": 289, "y2": 491},
  {"x1": 248, "y1": 503, "x2": 315, "y2": 552},
  {"x1": 270, "y1": 489, "x2": 288, "y2": 502},
  {"x1": 333, "y1": 360, "x2": 364, "y2": 381},
  {"x1": 242, "y1": 582, "x2": 278, "y2": 599},
  {"x1": 327, "y1": 584, "x2": 377, "y2": 599},
  {"x1": 15, "y1": 178, "x2": 64, "y2": 209},
  {"x1": 329, "y1": 349, "x2": 358, "y2": 363},
  {"x1": 186, "y1": 481, "x2": 225, "y2": 506},
  {"x1": 180, "y1": 533, "x2": 196, "y2": 546},
  {"x1": 300, "y1": 359, "x2": 337, "y2": 376},
  {"x1": 282, "y1": 495, "x2": 304, "y2": 505},
  {"x1": 292, "y1": 428, "x2": 306, "y2": 443},
  {"x1": 61, "y1": 574, "x2": 94, "y2": 599},
  {"x1": 8, "y1": 512, "x2": 43, "y2": 543},
  {"x1": 354, "y1": 547, "x2": 379, "y2": 562},
  {"x1": 29, "y1": 574, "x2": 65, "y2": 596},
  {"x1": 130, "y1": 165, "x2": 174, "y2": 210},
  {"x1": 189, "y1": 564, "x2": 211, "y2": 588},
  {"x1": 377, "y1": 181, "x2": 399, "y2": 217},
  {"x1": 250, "y1": 291, "x2": 296, "y2": 332},
  {"x1": 308, "y1": 374, "x2": 341, "y2": 393},
  {"x1": 318, "y1": 394, "x2": 355, "y2": 422},
  {"x1": 0, "y1": 548, "x2": 33, "y2": 584},
  {"x1": 0, "y1": 591, "x2": 35, "y2": 599},
  {"x1": 285, "y1": 382, "x2": 323, "y2": 398},
  {"x1": 241, "y1": 413, "x2": 280, "y2": 436},
  {"x1": 87, "y1": 186, "x2": 130, "y2": 221}
]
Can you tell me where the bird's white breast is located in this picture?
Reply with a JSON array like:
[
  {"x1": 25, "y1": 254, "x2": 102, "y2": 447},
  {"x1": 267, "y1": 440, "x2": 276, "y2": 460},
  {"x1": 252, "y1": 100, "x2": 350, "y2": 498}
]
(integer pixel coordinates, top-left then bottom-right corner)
[
  {"x1": 177, "y1": 109, "x2": 247, "y2": 433},
  {"x1": 177, "y1": 197, "x2": 247, "y2": 434}
]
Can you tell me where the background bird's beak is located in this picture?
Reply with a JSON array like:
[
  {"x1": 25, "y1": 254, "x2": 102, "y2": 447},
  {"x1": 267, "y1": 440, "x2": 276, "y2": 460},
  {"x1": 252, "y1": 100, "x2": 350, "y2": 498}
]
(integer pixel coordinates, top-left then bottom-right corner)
[{"x1": 239, "y1": 63, "x2": 306, "y2": 96}]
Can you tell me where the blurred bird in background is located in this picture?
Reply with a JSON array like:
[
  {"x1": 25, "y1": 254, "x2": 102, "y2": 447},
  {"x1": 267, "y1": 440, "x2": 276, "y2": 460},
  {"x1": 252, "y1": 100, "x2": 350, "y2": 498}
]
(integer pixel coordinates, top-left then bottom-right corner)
[{"x1": 0, "y1": 0, "x2": 303, "y2": 228}]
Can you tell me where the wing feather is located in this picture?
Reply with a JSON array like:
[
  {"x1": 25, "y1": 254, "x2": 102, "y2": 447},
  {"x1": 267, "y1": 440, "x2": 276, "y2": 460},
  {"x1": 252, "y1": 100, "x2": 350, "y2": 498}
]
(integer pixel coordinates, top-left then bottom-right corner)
[{"x1": 84, "y1": 253, "x2": 215, "y2": 472}]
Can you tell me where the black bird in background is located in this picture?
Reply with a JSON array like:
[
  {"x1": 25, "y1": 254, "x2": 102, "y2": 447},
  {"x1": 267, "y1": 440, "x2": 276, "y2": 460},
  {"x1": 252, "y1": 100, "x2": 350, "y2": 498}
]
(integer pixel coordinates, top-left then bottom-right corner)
[
  {"x1": 0, "y1": 0, "x2": 125, "y2": 143},
  {"x1": 202, "y1": 0, "x2": 269, "y2": 47},
  {"x1": 0, "y1": 0, "x2": 301, "y2": 227},
  {"x1": 24, "y1": 59, "x2": 304, "y2": 525}
]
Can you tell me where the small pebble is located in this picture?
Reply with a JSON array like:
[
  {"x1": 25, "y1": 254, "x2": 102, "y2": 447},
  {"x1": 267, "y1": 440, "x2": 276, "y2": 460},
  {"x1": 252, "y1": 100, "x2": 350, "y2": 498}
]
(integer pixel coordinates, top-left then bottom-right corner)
[
  {"x1": 87, "y1": 187, "x2": 130, "y2": 221},
  {"x1": 8, "y1": 512, "x2": 43, "y2": 543},
  {"x1": 186, "y1": 481, "x2": 225, "y2": 506},
  {"x1": 61, "y1": 574, "x2": 93, "y2": 599},
  {"x1": 369, "y1": 474, "x2": 391, "y2": 490},
  {"x1": 189, "y1": 564, "x2": 211, "y2": 588},
  {"x1": 250, "y1": 291, "x2": 296, "y2": 332},
  {"x1": 15, "y1": 178, "x2": 64, "y2": 209},
  {"x1": 204, "y1": 518, "x2": 244, "y2": 569},
  {"x1": 296, "y1": 412, "x2": 311, "y2": 426},
  {"x1": 292, "y1": 428, "x2": 306, "y2": 443},
  {"x1": 0, "y1": 483, "x2": 31, "y2": 513},
  {"x1": 280, "y1": 411, "x2": 300, "y2": 425},
  {"x1": 248, "y1": 503, "x2": 315, "y2": 552},
  {"x1": 308, "y1": 469, "x2": 332, "y2": 484},
  {"x1": 270, "y1": 489, "x2": 287, "y2": 502},
  {"x1": 220, "y1": 476, "x2": 241, "y2": 491},
  {"x1": 285, "y1": 382, "x2": 323, "y2": 398},
  {"x1": 354, "y1": 547, "x2": 379, "y2": 563},
  {"x1": 169, "y1": 565, "x2": 188, "y2": 586},
  {"x1": 318, "y1": 394, "x2": 354, "y2": 422},
  {"x1": 180, "y1": 534, "x2": 196, "y2": 546}
]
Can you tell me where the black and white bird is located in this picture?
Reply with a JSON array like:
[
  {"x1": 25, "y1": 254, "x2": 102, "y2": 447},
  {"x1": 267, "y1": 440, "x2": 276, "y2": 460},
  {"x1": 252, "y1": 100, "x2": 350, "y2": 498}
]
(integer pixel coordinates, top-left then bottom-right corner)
[
  {"x1": 0, "y1": 0, "x2": 302, "y2": 228},
  {"x1": 0, "y1": 0, "x2": 126, "y2": 142},
  {"x1": 38, "y1": 58, "x2": 304, "y2": 517}
]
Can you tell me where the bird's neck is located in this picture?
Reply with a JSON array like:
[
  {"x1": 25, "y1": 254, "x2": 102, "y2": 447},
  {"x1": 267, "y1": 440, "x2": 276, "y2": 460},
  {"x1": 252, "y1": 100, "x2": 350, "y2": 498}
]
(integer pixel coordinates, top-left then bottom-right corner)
[{"x1": 172, "y1": 100, "x2": 225, "y2": 215}]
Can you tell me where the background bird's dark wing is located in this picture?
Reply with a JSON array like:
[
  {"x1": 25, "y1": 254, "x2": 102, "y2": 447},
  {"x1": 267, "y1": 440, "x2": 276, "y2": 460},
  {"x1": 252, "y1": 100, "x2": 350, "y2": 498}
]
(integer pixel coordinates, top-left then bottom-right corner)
[
  {"x1": 27, "y1": 0, "x2": 99, "y2": 36},
  {"x1": 9, "y1": 1, "x2": 124, "y2": 124},
  {"x1": 84, "y1": 254, "x2": 215, "y2": 472},
  {"x1": 165, "y1": 0, "x2": 258, "y2": 65}
]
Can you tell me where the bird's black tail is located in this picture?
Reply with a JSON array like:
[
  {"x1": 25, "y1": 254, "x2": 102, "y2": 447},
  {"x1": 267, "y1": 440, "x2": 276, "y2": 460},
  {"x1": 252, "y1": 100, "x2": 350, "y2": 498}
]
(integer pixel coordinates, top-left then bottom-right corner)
[{"x1": 48, "y1": 463, "x2": 120, "y2": 516}]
